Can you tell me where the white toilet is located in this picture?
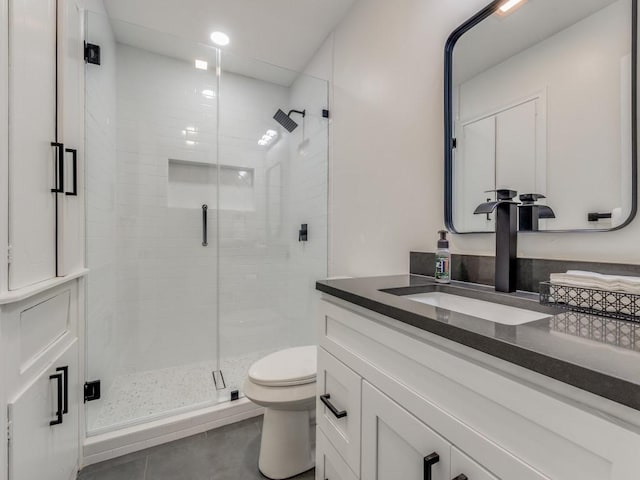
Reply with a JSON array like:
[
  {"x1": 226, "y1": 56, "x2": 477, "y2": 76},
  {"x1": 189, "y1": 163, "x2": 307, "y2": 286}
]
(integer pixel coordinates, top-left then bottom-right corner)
[{"x1": 243, "y1": 345, "x2": 317, "y2": 480}]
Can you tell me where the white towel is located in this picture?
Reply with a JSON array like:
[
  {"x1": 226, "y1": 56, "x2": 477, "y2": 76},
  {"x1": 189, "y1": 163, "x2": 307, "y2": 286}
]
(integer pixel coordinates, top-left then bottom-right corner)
[{"x1": 549, "y1": 270, "x2": 640, "y2": 295}]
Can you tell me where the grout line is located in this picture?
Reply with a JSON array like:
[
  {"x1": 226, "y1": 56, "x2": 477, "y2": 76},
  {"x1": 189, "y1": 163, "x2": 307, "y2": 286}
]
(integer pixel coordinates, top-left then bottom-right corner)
[{"x1": 142, "y1": 456, "x2": 149, "y2": 480}]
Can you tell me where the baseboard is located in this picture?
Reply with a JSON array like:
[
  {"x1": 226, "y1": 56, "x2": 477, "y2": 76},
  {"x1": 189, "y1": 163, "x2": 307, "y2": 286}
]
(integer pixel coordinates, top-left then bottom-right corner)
[{"x1": 82, "y1": 398, "x2": 263, "y2": 467}]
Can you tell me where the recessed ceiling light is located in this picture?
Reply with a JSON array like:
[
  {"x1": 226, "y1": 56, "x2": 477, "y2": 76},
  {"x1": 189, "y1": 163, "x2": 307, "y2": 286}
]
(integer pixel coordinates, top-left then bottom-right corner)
[
  {"x1": 210, "y1": 31, "x2": 230, "y2": 46},
  {"x1": 195, "y1": 59, "x2": 208, "y2": 70},
  {"x1": 497, "y1": 0, "x2": 527, "y2": 15}
]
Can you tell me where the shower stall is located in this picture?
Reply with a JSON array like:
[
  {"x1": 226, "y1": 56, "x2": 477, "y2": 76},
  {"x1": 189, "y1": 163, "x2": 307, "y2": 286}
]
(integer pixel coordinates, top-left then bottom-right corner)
[{"x1": 84, "y1": 11, "x2": 328, "y2": 436}]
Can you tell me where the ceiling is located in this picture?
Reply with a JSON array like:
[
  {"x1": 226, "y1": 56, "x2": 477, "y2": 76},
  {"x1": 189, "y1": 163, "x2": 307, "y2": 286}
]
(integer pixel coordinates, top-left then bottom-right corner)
[
  {"x1": 104, "y1": 0, "x2": 357, "y2": 75},
  {"x1": 454, "y1": 0, "x2": 625, "y2": 83}
]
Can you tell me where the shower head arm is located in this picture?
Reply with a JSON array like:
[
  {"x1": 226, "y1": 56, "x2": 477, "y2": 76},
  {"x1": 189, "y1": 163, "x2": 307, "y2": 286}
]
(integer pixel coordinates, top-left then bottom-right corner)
[{"x1": 288, "y1": 109, "x2": 306, "y2": 118}]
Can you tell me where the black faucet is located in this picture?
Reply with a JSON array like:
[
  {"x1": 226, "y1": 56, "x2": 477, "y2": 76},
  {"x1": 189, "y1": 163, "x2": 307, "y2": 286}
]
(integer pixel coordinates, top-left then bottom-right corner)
[{"x1": 474, "y1": 189, "x2": 519, "y2": 293}]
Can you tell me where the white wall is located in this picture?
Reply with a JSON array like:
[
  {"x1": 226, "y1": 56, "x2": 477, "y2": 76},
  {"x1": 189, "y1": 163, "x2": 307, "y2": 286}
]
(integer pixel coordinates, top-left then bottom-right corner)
[{"x1": 328, "y1": 0, "x2": 640, "y2": 277}]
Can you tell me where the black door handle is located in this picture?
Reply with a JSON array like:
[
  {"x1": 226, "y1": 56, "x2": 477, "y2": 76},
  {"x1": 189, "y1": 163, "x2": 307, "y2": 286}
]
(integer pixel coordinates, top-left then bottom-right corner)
[
  {"x1": 202, "y1": 204, "x2": 208, "y2": 246},
  {"x1": 56, "y1": 366, "x2": 69, "y2": 414},
  {"x1": 424, "y1": 452, "x2": 440, "y2": 480},
  {"x1": 49, "y1": 372, "x2": 63, "y2": 426},
  {"x1": 452, "y1": 475, "x2": 468, "y2": 480},
  {"x1": 65, "y1": 148, "x2": 78, "y2": 196},
  {"x1": 319, "y1": 394, "x2": 347, "y2": 419},
  {"x1": 50, "y1": 142, "x2": 64, "y2": 193}
]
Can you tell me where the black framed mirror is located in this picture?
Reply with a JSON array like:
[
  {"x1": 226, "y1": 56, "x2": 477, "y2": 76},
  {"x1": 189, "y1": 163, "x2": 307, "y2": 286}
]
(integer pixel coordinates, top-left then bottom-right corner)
[{"x1": 445, "y1": 0, "x2": 637, "y2": 233}]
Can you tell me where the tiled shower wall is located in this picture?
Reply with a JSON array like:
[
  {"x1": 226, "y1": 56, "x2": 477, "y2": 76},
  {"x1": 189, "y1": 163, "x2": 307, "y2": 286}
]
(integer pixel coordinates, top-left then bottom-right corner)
[{"x1": 86, "y1": 31, "x2": 328, "y2": 404}]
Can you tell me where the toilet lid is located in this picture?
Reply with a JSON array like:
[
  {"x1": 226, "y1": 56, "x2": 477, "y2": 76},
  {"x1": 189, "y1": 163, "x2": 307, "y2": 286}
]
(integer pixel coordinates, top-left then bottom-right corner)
[{"x1": 248, "y1": 346, "x2": 317, "y2": 387}]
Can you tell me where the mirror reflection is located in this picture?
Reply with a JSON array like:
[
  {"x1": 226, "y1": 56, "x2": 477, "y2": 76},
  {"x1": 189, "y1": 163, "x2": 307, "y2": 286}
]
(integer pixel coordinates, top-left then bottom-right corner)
[{"x1": 448, "y1": 0, "x2": 636, "y2": 232}]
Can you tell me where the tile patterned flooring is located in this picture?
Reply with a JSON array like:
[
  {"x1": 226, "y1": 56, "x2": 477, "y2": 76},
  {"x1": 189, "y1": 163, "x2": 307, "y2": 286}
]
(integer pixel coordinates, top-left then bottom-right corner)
[{"x1": 78, "y1": 417, "x2": 315, "y2": 480}]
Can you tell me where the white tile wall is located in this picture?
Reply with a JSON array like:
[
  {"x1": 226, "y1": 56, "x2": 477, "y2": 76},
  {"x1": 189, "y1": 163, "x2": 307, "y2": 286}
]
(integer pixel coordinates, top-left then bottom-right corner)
[{"x1": 86, "y1": 33, "x2": 329, "y2": 430}]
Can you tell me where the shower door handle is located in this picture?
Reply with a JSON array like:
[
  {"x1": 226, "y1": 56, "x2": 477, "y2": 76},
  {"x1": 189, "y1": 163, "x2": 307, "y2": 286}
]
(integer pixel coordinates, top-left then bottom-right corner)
[{"x1": 202, "y1": 204, "x2": 208, "y2": 247}]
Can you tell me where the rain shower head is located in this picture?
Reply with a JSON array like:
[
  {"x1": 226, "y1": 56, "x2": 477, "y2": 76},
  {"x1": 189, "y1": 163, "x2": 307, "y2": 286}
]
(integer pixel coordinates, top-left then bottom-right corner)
[{"x1": 273, "y1": 108, "x2": 306, "y2": 132}]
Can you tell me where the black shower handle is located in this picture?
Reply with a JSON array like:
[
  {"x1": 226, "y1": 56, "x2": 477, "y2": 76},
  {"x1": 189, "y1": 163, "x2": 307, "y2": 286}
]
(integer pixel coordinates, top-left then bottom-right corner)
[{"x1": 202, "y1": 204, "x2": 208, "y2": 247}]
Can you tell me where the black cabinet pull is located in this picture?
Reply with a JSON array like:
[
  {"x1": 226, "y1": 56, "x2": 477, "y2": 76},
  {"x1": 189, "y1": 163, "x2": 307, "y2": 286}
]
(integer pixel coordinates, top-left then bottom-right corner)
[
  {"x1": 65, "y1": 148, "x2": 78, "y2": 196},
  {"x1": 423, "y1": 452, "x2": 440, "y2": 480},
  {"x1": 452, "y1": 475, "x2": 468, "y2": 480},
  {"x1": 56, "y1": 366, "x2": 69, "y2": 414},
  {"x1": 50, "y1": 142, "x2": 64, "y2": 193},
  {"x1": 202, "y1": 204, "x2": 208, "y2": 246},
  {"x1": 49, "y1": 372, "x2": 63, "y2": 426},
  {"x1": 319, "y1": 394, "x2": 347, "y2": 419}
]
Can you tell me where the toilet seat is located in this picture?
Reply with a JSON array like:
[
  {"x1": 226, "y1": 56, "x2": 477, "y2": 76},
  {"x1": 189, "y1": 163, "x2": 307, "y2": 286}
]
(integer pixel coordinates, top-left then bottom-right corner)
[{"x1": 248, "y1": 345, "x2": 317, "y2": 387}]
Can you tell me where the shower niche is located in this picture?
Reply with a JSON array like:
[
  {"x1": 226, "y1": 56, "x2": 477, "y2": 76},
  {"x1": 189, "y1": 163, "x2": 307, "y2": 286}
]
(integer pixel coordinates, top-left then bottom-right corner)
[{"x1": 168, "y1": 159, "x2": 255, "y2": 211}]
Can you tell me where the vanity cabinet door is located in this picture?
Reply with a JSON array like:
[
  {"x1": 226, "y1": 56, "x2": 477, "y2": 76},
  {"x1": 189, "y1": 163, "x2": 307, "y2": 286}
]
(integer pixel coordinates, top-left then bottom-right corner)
[
  {"x1": 317, "y1": 348, "x2": 361, "y2": 476},
  {"x1": 362, "y1": 381, "x2": 451, "y2": 480},
  {"x1": 451, "y1": 447, "x2": 498, "y2": 480},
  {"x1": 316, "y1": 430, "x2": 358, "y2": 480},
  {"x1": 8, "y1": 340, "x2": 79, "y2": 480}
]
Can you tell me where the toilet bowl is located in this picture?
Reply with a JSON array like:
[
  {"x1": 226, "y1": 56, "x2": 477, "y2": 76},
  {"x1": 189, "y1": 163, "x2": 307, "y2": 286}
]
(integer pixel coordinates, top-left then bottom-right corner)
[{"x1": 243, "y1": 345, "x2": 317, "y2": 480}]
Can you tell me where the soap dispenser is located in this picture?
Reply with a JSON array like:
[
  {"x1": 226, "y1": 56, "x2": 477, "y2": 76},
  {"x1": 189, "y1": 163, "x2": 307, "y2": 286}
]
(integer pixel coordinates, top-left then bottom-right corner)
[{"x1": 435, "y1": 230, "x2": 451, "y2": 284}]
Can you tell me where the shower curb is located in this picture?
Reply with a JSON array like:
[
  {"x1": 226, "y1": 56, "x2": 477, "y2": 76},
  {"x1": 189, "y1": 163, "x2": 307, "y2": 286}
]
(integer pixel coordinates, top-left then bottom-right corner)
[{"x1": 82, "y1": 398, "x2": 263, "y2": 467}]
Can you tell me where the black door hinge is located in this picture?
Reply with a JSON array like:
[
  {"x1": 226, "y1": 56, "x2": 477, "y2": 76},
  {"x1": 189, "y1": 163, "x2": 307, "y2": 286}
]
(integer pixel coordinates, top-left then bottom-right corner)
[
  {"x1": 84, "y1": 42, "x2": 101, "y2": 65},
  {"x1": 322, "y1": 109, "x2": 330, "y2": 118},
  {"x1": 84, "y1": 380, "x2": 101, "y2": 402},
  {"x1": 452, "y1": 138, "x2": 457, "y2": 149}
]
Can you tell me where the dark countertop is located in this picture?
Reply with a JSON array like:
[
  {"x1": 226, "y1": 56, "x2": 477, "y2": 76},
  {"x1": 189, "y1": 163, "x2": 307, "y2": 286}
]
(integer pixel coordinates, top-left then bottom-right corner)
[{"x1": 316, "y1": 275, "x2": 640, "y2": 411}]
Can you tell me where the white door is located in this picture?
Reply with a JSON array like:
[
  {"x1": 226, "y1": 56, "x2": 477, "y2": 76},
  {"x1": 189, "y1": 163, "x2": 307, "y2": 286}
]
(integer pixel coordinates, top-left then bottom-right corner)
[
  {"x1": 362, "y1": 381, "x2": 451, "y2": 480},
  {"x1": 8, "y1": 340, "x2": 79, "y2": 480},
  {"x1": 8, "y1": 0, "x2": 58, "y2": 289},
  {"x1": 57, "y1": 0, "x2": 84, "y2": 276},
  {"x1": 495, "y1": 100, "x2": 538, "y2": 195},
  {"x1": 456, "y1": 116, "x2": 495, "y2": 232}
]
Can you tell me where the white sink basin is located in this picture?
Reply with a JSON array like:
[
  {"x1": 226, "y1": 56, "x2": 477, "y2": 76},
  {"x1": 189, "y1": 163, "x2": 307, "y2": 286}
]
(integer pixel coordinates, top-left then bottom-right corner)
[{"x1": 405, "y1": 292, "x2": 550, "y2": 325}]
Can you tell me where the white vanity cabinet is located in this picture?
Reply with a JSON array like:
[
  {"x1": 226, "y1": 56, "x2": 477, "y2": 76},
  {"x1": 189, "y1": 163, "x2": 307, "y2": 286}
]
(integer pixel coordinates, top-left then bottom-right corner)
[
  {"x1": 8, "y1": 340, "x2": 79, "y2": 480},
  {"x1": 1, "y1": 282, "x2": 81, "y2": 480},
  {"x1": 362, "y1": 382, "x2": 451, "y2": 480},
  {"x1": 317, "y1": 297, "x2": 640, "y2": 480},
  {"x1": 6, "y1": 0, "x2": 84, "y2": 290}
]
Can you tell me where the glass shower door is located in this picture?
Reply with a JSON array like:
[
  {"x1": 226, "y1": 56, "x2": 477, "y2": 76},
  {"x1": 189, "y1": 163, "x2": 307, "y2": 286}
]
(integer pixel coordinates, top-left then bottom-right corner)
[
  {"x1": 84, "y1": 12, "x2": 223, "y2": 434},
  {"x1": 216, "y1": 52, "x2": 330, "y2": 396}
]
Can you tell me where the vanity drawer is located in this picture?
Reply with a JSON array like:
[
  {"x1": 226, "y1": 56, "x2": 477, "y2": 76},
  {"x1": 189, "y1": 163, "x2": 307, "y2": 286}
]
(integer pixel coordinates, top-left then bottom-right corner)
[
  {"x1": 451, "y1": 447, "x2": 498, "y2": 480},
  {"x1": 317, "y1": 347, "x2": 361, "y2": 476},
  {"x1": 316, "y1": 429, "x2": 358, "y2": 480}
]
